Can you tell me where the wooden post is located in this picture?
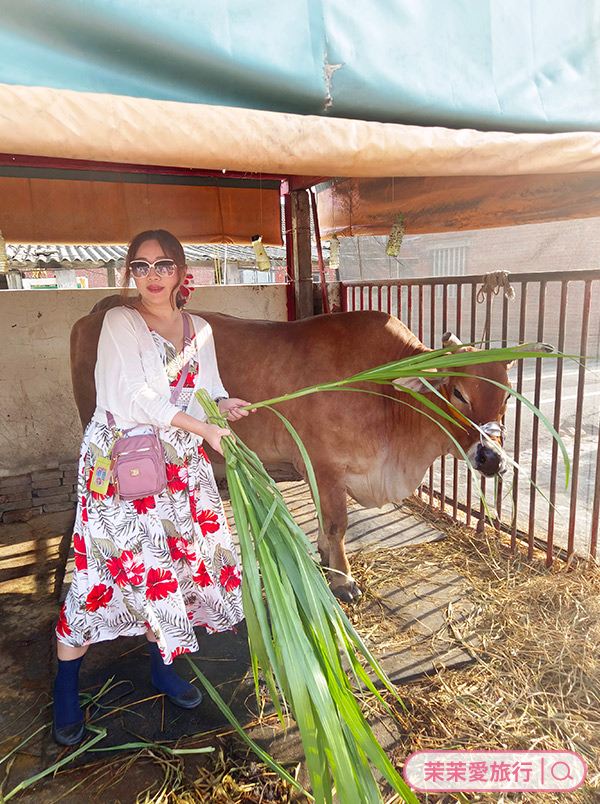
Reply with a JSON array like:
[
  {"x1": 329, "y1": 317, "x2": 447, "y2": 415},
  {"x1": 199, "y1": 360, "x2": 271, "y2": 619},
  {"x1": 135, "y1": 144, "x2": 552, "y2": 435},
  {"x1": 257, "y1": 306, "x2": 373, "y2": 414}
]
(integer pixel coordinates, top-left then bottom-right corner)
[
  {"x1": 106, "y1": 260, "x2": 117, "y2": 287},
  {"x1": 291, "y1": 189, "x2": 313, "y2": 319},
  {"x1": 7, "y1": 270, "x2": 23, "y2": 289}
]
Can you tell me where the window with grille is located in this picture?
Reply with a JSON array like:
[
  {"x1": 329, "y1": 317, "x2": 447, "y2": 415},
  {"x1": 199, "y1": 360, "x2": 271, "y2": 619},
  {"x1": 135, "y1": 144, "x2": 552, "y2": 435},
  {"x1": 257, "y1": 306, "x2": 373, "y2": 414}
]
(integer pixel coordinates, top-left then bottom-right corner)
[{"x1": 431, "y1": 245, "x2": 467, "y2": 297}]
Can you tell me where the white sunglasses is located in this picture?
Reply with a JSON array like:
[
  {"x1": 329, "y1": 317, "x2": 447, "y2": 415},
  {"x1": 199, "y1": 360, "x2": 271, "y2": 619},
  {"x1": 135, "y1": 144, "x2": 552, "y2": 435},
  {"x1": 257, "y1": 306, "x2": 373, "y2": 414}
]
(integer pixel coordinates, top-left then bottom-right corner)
[{"x1": 129, "y1": 258, "x2": 177, "y2": 278}]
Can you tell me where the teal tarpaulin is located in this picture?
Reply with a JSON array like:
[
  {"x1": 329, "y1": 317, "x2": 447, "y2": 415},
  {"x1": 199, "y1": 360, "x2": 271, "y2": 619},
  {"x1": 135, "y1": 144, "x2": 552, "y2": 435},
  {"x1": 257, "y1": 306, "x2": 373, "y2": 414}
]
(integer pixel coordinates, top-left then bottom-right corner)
[{"x1": 1, "y1": 0, "x2": 599, "y2": 133}]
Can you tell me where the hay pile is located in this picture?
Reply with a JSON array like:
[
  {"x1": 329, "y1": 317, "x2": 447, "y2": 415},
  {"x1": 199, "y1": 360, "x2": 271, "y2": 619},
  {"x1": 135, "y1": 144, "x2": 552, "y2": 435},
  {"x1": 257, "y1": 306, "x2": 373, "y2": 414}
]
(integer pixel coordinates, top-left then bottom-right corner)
[
  {"x1": 4, "y1": 495, "x2": 599, "y2": 803},
  {"x1": 347, "y1": 496, "x2": 600, "y2": 804},
  {"x1": 22, "y1": 736, "x2": 301, "y2": 804}
]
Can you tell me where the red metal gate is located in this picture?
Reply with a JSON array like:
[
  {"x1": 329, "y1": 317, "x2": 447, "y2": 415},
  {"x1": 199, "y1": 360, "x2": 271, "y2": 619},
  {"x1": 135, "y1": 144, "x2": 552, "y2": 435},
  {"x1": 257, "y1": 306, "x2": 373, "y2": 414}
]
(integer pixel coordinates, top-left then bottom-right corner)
[{"x1": 342, "y1": 270, "x2": 600, "y2": 563}]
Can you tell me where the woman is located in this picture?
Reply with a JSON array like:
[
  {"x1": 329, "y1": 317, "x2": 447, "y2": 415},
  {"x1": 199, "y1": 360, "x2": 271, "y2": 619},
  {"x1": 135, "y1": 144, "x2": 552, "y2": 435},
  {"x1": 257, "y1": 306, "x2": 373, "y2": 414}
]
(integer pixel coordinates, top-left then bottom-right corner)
[{"x1": 53, "y1": 230, "x2": 250, "y2": 746}]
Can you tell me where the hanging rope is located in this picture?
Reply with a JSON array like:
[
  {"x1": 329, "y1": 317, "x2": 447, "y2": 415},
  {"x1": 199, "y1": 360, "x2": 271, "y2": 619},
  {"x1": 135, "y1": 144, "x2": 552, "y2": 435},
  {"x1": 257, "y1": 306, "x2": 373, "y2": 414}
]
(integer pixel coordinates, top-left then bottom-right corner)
[
  {"x1": 476, "y1": 270, "x2": 515, "y2": 344},
  {"x1": 476, "y1": 270, "x2": 515, "y2": 303}
]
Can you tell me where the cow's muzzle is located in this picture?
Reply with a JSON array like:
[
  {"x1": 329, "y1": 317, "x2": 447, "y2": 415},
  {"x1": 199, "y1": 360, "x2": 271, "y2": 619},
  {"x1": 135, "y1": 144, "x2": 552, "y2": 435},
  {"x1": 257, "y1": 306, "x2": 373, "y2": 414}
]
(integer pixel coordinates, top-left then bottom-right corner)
[{"x1": 469, "y1": 421, "x2": 507, "y2": 477}]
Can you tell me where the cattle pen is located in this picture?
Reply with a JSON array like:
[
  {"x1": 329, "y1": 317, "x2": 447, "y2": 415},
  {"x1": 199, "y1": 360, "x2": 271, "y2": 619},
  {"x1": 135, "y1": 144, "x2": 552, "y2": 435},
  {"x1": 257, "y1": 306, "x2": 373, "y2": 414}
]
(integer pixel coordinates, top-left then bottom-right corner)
[{"x1": 342, "y1": 268, "x2": 600, "y2": 567}]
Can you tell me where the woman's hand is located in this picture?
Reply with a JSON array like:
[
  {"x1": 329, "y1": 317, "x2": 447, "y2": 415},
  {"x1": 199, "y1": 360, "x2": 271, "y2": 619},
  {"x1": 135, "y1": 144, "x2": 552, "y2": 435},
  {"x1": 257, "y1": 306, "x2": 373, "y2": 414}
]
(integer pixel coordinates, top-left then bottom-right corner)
[
  {"x1": 202, "y1": 423, "x2": 232, "y2": 456},
  {"x1": 218, "y1": 398, "x2": 254, "y2": 422}
]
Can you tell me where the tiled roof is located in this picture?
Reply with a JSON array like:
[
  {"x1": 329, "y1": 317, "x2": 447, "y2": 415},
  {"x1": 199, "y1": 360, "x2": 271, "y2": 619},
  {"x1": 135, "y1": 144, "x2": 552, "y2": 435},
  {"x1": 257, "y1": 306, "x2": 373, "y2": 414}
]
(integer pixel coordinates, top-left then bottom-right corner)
[{"x1": 6, "y1": 241, "x2": 327, "y2": 267}]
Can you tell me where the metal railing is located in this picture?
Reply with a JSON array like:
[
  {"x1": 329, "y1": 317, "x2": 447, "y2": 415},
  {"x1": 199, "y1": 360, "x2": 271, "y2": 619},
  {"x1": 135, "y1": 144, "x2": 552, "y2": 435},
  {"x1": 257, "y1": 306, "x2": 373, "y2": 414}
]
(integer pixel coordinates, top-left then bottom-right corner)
[{"x1": 342, "y1": 270, "x2": 600, "y2": 563}]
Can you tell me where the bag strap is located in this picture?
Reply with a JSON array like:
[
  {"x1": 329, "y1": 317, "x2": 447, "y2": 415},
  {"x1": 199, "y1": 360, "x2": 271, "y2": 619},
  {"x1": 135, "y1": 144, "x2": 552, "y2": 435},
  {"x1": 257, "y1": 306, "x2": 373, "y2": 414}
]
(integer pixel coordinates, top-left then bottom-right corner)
[
  {"x1": 169, "y1": 313, "x2": 193, "y2": 404},
  {"x1": 107, "y1": 313, "x2": 194, "y2": 429}
]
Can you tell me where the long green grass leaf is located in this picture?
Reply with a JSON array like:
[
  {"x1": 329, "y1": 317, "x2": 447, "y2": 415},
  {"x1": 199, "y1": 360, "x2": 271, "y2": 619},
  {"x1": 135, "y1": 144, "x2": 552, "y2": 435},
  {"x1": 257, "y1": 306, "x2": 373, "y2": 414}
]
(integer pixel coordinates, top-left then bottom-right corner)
[
  {"x1": 195, "y1": 390, "x2": 420, "y2": 804},
  {"x1": 186, "y1": 661, "x2": 307, "y2": 797}
]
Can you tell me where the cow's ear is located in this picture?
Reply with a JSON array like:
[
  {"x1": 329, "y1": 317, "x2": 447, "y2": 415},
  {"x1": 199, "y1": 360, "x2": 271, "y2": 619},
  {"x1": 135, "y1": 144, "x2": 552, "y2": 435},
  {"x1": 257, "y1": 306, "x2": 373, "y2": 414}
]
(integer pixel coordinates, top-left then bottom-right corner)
[
  {"x1": 393, "y1": 372, "x2": 445, "y2": 394},
  {"x1": 442, "y1": 331, "x2": 463, "y2": 350}
]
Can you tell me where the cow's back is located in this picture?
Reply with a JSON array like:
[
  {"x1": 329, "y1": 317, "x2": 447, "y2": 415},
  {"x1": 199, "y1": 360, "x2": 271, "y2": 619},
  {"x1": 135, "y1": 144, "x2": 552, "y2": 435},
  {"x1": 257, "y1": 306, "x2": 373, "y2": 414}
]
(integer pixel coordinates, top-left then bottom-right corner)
[
  {"x1": 199, "y1": 310, "x2": 426, "y2": 473},
  {"x1": 71, "y1": 302, "x2": 426, "y2": 474}
]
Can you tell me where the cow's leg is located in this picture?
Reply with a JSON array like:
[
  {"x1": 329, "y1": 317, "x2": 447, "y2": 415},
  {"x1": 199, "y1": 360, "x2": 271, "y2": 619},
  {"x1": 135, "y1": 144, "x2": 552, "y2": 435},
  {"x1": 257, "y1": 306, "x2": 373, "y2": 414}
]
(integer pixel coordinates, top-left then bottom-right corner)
[{"x1": 314, "y1": 477, "x2": 360, "y2": 603}]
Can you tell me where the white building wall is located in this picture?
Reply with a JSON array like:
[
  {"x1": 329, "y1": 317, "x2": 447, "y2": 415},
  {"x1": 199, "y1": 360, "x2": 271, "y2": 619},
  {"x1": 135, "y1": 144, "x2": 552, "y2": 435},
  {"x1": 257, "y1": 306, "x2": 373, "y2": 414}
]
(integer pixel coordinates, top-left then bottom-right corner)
[{"x1": 0, "y1": 285, "x2": 288, "y2": 478}]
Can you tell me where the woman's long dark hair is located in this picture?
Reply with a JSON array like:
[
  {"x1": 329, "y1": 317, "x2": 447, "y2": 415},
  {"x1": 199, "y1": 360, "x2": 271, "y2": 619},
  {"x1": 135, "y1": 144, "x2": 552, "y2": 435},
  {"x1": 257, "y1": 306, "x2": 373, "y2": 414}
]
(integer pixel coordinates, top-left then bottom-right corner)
[{"x1": 120, "y1": 229, "x2": 187, "y2": 309}]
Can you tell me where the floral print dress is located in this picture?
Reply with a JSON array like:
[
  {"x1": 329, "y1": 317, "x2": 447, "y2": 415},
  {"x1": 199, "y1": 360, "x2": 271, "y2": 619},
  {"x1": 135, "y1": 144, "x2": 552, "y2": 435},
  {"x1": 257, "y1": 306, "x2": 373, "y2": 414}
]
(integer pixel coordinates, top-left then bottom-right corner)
[{"x1": 56, "y1": 329, "x2": 244, "y2": 663}]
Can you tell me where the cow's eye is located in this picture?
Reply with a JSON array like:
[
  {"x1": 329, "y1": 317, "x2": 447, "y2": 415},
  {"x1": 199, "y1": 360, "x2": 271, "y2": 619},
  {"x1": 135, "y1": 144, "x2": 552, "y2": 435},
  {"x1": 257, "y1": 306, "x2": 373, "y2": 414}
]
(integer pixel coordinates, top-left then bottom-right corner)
[{"x1": 453, "y1": 387, "x2": 467, "y2": 404}]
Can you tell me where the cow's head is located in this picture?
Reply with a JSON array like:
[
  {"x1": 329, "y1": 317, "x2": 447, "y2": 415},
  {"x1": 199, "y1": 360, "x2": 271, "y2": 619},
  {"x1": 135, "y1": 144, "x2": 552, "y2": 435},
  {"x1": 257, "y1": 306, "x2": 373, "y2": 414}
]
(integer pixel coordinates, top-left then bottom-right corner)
[{"x1": 398, "y1": 332, "x2": 514, "y2": 476}]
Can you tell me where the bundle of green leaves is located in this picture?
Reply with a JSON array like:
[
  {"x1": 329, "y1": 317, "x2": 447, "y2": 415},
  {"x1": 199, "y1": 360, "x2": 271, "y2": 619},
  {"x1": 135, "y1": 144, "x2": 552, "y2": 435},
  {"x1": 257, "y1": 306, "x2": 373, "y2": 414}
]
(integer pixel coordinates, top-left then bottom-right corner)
[{"x1": 193, "y1": 344, "x2": 568, "y2": 803}]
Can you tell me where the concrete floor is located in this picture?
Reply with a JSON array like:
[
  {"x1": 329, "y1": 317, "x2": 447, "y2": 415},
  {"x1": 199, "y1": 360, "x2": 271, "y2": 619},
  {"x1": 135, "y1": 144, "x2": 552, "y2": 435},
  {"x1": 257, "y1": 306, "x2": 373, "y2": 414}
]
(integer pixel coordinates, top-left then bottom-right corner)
[{"x1": 0, "y1": 481, "x2": 477, "y2": 802}]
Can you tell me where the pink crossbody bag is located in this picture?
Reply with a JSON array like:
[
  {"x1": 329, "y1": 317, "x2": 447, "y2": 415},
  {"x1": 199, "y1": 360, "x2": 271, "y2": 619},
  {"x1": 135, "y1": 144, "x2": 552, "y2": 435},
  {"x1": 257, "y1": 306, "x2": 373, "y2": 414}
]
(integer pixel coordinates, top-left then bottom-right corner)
[{"x1": 106, "y1": 314, "x2": 193, "y2": 502}]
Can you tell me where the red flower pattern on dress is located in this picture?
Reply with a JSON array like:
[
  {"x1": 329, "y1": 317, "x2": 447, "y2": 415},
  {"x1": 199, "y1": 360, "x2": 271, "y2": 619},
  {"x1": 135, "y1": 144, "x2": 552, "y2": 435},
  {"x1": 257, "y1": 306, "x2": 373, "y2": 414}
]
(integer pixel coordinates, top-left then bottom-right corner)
[
  {"x1": 170, "y1": 646, "x2": 188, "y2": 659},
  {"x1": 146, "y1": 567, "x2": 179, "y2": 600},
  {"x1": 86, "y1": 583, "x2": 114, "y2": 612},
  {"x1": 174, "y1": 362, "x2": 198, "y2": 389},
  {"x1": 184, "y1": 364, "x2": 198, "y2": 388},
  {"x1": 56, "y1": 604, "x2": 71, "y2": 639},
  {"x1": 220, "y1": 565, "x2": 241, "y2": 592},
  {"x1": 106, "y1": 555, "x2": 128, "y2": 587},
  {"x1": 192, "y1": 560, "x2": 214, "y2": 587},
  {"x1": 132, "y1": 496, "x2": 156, "y2": 514},
  {"x1": 167, "y1": 536, "x2": 196, "y2": 563},
  {"x1": 197, "y1": 446, "x2": 209, "y2": 463},
  {"x1": 106, "y1": 550, "x2": 145, "y2": 587},
  {"x1": 80, "y1": 494, "x2": 88, "y2": 523},
  {"x1": 166, "y1": 463, "x2": 188, "y2": 493},
  {"x1": 197, "y1": 509, "x2": 220, "y2": 536},
  {"x1": 121, "y1": 551, "x2": 145, "y2": 585},
  {"x1": 73, "y1": 532, "x2": 87, "y2": 571}
]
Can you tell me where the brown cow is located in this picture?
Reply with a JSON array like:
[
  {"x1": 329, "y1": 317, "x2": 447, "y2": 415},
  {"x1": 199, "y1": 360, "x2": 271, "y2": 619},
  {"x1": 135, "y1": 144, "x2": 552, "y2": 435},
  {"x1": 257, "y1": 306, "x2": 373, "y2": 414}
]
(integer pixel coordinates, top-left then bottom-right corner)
[{"x1": 71, "y1": 300, "x2": 514, "y2": 602}]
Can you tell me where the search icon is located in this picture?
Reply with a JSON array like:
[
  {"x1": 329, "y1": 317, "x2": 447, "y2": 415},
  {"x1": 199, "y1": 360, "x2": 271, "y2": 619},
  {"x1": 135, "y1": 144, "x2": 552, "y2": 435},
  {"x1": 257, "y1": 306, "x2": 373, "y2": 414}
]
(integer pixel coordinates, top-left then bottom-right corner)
[{"x1": 550, "y1": 762, "x2": 574, "y2": 782}]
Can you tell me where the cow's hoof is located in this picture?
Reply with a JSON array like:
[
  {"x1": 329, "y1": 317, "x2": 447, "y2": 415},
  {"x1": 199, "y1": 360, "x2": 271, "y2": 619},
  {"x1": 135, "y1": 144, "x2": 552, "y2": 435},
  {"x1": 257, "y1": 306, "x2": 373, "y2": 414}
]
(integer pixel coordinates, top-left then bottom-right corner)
[{"x1": 332, "y1": 580, "x2": 362, "y2": 604}]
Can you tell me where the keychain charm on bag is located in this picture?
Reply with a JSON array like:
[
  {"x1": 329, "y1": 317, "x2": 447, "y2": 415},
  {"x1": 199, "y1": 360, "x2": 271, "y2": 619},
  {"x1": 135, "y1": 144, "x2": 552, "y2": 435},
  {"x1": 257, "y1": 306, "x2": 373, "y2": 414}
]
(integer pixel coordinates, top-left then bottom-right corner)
[
  {"x1": 89, "y1": 455, "x2": 113, "y2": 495},
  {"x1": 89, "y1": 432, "x2": 119, "y2": 496}
]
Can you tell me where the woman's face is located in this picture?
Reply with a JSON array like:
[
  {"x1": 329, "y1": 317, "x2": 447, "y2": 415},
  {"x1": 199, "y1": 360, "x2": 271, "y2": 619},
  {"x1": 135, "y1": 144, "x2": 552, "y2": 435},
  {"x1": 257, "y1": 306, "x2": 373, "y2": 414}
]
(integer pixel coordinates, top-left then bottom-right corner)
[{"x1": 130, "y1": 238, "x2": 183, "y2": 308}]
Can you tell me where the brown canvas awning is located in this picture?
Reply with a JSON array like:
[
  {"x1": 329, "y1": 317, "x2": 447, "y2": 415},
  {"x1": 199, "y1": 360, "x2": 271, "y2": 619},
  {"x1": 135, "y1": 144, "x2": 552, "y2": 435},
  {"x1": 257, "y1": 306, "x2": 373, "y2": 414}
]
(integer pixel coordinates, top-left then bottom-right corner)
[
  {"x1": 315, "y1": 173, "x2": 600, "y2": 237},
  {"x1": 0, "y1": 82, "x2": 599, "y2": 241},
  {"x1": 0, "y1": 172, "x2": 282, "y2": 245}
]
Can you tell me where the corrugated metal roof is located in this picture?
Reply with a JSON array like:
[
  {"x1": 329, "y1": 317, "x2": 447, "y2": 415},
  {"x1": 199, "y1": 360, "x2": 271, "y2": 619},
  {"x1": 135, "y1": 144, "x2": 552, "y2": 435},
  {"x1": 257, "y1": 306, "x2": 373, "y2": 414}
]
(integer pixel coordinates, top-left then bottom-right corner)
[
  {"x1": 6, "y1": 242, "x2": 298, "y2": 266},
  {"x1": 7, "y1": 240, "x2": 329, "y2": 269}
]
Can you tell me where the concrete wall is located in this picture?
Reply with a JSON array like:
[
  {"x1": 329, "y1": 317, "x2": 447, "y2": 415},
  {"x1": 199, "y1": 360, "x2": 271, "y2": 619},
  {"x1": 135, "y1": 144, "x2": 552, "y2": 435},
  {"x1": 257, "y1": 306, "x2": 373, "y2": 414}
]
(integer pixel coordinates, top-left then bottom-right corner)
[{"x1": 0, "y1": 285, "x2": 288, "y2": 480}]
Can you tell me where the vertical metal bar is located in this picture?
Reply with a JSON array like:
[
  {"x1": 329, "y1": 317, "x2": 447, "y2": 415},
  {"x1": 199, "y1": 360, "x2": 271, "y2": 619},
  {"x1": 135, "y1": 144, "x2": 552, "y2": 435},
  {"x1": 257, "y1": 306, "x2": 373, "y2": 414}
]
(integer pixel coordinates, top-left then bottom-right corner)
[
  {"x1": 429, "y1": 283, "x2": 436, "y2": 507},
  {"x1": 440, "y1": 285, "x2": 448, "y2": 513},
  {"x1": 511, "y1": 282, "x2": 528, "y2": 551},
  {"x1": 407, "y1": 285, "x2": 413, "y2": 331},
  {"x1": 494, "y1": 292, "x2": 510, "y2": 532},
  {"x1": 397, "y1": 284, "x2": 402, "y2": 321},
  {"x1": 465, "y1": 282, "x2": 477, "y2": 527},
  {"x1": 442, "y1": 285, "x2": 448, "y2": 337},
  {"x1": 477, "y1": 284, "x2": 494, "y2": 532},
  {"x1": 567, "y1": 280, "x2": 592, "y2": 557},
  {"x1": 418, "y1": 285, "x2": 424, "y2": 343},
  {"x1": 377, "y1": 284, "x2": 383, "y2": 312},
  {"x1": 589, "y1": 423, "x2": 600, "y2": 560},
  {"x1": 527, "y1": 281, "x2": 546, "y2": 559},
  {"x1": 547, "y1": 281, "x2": 568, "y2": 565},
  {"x1": 430, "y1": 282, "x2": 436, "y2": 348},
  {"x1": 452, "y1": 283, "x2": 463, "y2": 520}
]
